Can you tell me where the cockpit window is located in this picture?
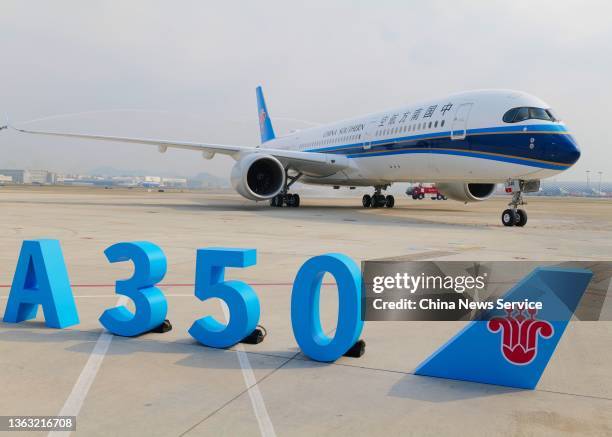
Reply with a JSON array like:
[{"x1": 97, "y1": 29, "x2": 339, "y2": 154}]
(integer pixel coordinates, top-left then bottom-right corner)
[
  {"x1": 514, "y1": 107, "x2": 530, "y2": 122},
  {"x1": 502, "y1": 108, "x2": 518, "y2": 123},
  {"x1": 546, "y1": 109, "x2": 559, "y2": 121},
  {"x1": 503, "y1": 106, "x2": 557, "y2": 123},
  {"x1": 529, "y1": 107, "x2": 551, "y2": 120}
]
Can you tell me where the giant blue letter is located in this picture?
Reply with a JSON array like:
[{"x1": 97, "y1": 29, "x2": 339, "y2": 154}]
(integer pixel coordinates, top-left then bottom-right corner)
[{"x1": 3, "y1": 239, "x2": 79, "y2": 328}]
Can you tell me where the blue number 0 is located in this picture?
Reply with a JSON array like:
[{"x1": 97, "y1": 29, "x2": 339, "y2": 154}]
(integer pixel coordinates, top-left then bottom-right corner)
[
  {"x1": 99, "y1": 242, "x2": 168, "y2": 336},
  {"x1": 291, "y1": 253, "x2": 364, "y2": 362},
  {"x1": 188, "y1": 248, "x2": 260, "y2": 348}
]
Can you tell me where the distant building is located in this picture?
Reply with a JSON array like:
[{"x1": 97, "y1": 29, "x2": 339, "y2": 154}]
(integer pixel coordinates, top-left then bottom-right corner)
[
  {"x1": 0, "y1": 174, "x2": 12, "y2": 184},
  {"x1": 161, "y1": 177, "x2": 187, "y2": 188},
  {"x1": 0, "y1": 169, "x2": 53, "y2": 184},
  {"x1": 0, "y1": 169, "x2": 26, "y2": 183}
]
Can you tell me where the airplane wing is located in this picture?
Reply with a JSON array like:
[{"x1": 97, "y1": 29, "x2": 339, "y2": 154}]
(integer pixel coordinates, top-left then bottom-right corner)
[{"x1": 5, "y1": 124, "x2": 350, "y2": 177}]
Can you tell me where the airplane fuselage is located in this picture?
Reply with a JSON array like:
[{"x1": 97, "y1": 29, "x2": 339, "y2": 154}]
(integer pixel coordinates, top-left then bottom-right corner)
[{"x1": 262, "y1": 89, "x2": 581, "y2": 186}]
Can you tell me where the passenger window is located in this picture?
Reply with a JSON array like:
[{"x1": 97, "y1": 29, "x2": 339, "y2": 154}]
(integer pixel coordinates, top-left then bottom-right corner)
[
  {"x1": 428, "y1": 122, "x2": 432, "y2": 128},
  {"x1": 434, "y1": 121, "x2": 438, "y2": 127},
  {"x1": 441, "y1": 120, "x2": 445, "y2": 127}
]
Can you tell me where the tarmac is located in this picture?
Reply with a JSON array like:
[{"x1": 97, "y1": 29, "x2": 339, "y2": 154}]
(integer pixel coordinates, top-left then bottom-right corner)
[{"x1": 0, "y1": 186, "x2": 611, "y2": 436}]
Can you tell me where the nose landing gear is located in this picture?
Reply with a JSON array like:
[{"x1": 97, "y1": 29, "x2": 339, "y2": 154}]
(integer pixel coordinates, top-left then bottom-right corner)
[
  {"x1": 501, "y1": 208, "x2": 528, "y2": 227},
  {"x1": 362, "y1": 185, "x2": 394, "y2": 208},
  {"x1": 501, "y1": 180, "x2": 537, "y2": 227}
]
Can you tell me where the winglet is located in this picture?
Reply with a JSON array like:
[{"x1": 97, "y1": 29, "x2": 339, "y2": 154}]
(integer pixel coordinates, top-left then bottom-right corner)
[
  {"x1": 414, "y1": 266, "x2": 593, "y2": 389},
  {"x1": 256, "y1": 86, "x2": 276, "y2": 143}
]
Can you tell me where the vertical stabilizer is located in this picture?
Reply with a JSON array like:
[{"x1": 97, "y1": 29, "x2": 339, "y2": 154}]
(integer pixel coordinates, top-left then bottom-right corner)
[{"x1": 256, "y1": 86, "x2": 276, "y2": 143}]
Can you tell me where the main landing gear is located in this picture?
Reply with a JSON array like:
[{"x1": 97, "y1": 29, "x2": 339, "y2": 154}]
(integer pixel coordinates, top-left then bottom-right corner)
[
  {"x1": 270, "y1": 192, "x2": 300, "y2": 207},
  {"x1": 270, "y1": 171, "x2": 302, "y2": 208},
  {"x1": 501, "y1": 180, "x2": 529, "y2": 227},
  {"x1": 362, "y1": 185, "x2": 394, "y2": 208}
]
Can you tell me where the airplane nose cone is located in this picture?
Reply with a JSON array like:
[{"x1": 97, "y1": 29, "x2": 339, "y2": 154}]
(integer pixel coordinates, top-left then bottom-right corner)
[
  {"x1": 565, "y1": 136, "x2": 581, "y2": 166},
  {"x1": 551, "y1": 133, "x2": 581, "y2": 167}
]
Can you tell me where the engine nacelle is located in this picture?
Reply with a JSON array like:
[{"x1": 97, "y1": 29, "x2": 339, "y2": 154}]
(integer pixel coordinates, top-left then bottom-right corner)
[
  {"x1": 230, "y1": 154, "x2": 286, "y2": 201},
  {"x1": 436, "y1": 182, "x2": 496, "y2": 203}
]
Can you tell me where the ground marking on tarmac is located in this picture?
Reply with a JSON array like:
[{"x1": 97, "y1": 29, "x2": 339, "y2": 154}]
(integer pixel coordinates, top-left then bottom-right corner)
[
  {"x1": 222, "y1": 305, "x2": 277, "y2": 437},
  {"x1": 48, "y1": 296, "x2": 127, "y2": 437}
]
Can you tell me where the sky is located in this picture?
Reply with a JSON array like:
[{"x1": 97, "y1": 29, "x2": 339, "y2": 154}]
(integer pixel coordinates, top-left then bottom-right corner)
[{"x1": 1, "y1": 0, "x2": 610, "y2": 181}]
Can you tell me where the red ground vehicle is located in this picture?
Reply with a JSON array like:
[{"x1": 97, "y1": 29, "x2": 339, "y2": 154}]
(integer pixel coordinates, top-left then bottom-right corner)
[{"x1": 408, "y1": 184, "x2": 447, "y2": 200}]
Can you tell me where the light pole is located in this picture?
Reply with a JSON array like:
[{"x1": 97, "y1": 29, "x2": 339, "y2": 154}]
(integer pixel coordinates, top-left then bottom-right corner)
[
  {"x1": 586, "y1": 170, "x2": 591, "y2": 192},
  {"x1": 598, "y1": 171, "x2": 603, "y2": 195}
]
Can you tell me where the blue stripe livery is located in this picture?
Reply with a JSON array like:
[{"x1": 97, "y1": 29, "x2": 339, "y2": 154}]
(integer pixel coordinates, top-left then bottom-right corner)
[{"x1": 305, "y1": 124, "x2": 579, "y2": 170}]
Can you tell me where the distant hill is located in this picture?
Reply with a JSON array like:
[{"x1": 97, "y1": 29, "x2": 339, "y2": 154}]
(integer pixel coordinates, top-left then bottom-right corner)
[
  {"x1": 89, "y1": 166, "x2": 185, "y2": 178},
  {"x1": 88, "y1": 166, "x2": 229, "y2": 189},
  {"x1": 189, "y1": 171, "x2": 229, "y2": 188}
]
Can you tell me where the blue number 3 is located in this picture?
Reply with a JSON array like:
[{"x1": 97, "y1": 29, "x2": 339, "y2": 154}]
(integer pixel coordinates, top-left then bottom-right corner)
[
  {"x1": 99, "y1": 242, "x2": 168, "y2": 336},
  {"x1": 188, "y1": 248, "x2": 260, "y2": 348}
]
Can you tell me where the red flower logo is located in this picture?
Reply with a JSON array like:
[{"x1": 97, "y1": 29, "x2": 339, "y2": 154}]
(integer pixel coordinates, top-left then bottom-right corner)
[{"x1": 487, "y1": 308, "x2": 554, "y2": 365}]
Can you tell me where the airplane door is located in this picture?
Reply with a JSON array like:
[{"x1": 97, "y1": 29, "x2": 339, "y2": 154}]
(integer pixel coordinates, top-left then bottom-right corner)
[
  {"x1": 362, "y1": 119, "x2": 377, "y2": 150},
  {"x1": 450, "y1": 103, "x2": 473, "y2": 140}
]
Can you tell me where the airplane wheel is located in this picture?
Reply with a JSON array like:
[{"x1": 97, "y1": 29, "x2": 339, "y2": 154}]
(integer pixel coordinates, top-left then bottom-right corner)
[
  {"x1": 286, "y1": 194, "x2": 296, "y2": 207},
  {"x1": 293, "y1": 193, "x2": 300, "y2": 207},
  {"x1": 385, "y1": 195, "x2": 395, "y2": 208},
  {"x1": 502, "y1": 209, "x2": 517, "y2": 227},
  {"x1": 362, "y1": 194, "x2": 371, "y2": 208},
  {"x1": 271, "y1": 194, "x2": 284, "y2": 207},
  {"x1": 515, "y1": 209, "x2": 528, "y2": 227},
  {"x1": 372, "y1": 194, "x2": 385, "y2": 208}
]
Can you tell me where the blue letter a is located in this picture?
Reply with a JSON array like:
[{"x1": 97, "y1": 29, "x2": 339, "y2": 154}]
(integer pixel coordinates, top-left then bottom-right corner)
[{"x1": 3, "y1": 240, "x2": 79, "y2": 328}]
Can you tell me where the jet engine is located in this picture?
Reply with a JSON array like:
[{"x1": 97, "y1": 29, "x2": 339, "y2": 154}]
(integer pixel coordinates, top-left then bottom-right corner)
[
  {"x1": 436, "y1": 183, "x2": 496, "y2": 203},
  {"x1": 230, "y1": 154, "x2": 286, "y2": 201}
]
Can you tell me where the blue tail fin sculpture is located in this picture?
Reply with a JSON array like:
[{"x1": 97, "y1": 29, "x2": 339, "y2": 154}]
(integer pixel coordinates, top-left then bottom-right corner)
[{"x1": 415, "y1": 267, "x2": 593, "y2": 389}]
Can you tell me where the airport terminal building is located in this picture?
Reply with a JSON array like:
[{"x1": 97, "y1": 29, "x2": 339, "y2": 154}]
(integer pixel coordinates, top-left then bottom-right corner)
[{"x1": 0, "y1": 169, "x2": 56, "y2": 184}]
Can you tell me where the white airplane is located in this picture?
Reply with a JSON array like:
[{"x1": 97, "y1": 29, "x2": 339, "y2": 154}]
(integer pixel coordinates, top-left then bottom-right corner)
[{"x1": 2, "y1": 86, "x2": 580, "y2": 227}]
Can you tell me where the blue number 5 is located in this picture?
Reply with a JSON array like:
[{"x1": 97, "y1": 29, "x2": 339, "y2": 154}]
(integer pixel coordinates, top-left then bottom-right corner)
[
  {"x1": 188, "y1": 248, "x2": 260, "y2": 348},
  {"x1": 99, "y1": 242, "x2": 168, "y2": 336}
]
